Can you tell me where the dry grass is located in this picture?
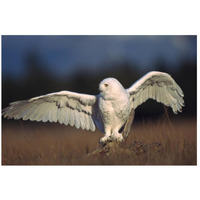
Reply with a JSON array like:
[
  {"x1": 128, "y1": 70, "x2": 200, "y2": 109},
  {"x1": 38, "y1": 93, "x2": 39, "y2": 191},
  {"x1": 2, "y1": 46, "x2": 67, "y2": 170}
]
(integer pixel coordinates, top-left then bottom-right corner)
[{"x1": 2, "y1": 117, "x2": 196, "y2": 165}]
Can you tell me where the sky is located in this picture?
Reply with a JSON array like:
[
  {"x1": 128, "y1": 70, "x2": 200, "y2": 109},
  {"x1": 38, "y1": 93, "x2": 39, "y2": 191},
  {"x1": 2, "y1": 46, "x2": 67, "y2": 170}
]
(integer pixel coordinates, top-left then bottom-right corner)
[{"x1": 2, "y1": 35, "x2": 197, "y2": 79}]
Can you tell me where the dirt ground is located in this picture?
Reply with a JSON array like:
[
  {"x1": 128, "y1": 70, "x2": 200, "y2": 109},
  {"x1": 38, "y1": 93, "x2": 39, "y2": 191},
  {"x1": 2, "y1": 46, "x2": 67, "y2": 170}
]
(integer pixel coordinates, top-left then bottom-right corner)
[{"x1": 1, "y1": 117, "x2": 196, "y2": 165}]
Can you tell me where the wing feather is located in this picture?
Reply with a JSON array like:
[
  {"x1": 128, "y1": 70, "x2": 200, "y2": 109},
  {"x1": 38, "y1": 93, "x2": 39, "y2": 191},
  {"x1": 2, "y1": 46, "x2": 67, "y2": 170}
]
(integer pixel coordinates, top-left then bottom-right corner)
[
  {"x1": 85, "y1": 114, "x2": 91, "y2": 131},
  {"x1": 74, "y1": 110, "x2": 81, "y2": 129},
  {"x1": 149, "y1": 85, "x2": 153, "y2": 98},
  {"x1": 69, "y1": 109, "x2": 75, "y2": 126},
  {"x1": 152, "y1": 85, "x2": 156, "y2": 99},
  {"x1": 80, "y1": 112, "x2": 86, "y2": 130},
  {"x1": 2, "y1": 90, "x2": 98, "y2": 131},
  {"x1": 126, "y1": 71, "x2": 184, "y2": 114},
  {"x1": 89, "y1": 116, "x2": 95, "y2": 131}
]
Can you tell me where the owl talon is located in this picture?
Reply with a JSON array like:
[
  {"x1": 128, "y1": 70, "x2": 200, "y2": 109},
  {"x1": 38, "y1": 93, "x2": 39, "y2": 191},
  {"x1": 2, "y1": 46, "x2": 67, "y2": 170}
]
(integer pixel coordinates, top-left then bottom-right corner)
[{"x1": 99, "y1": 136, "x2": 112, "y2": 144}]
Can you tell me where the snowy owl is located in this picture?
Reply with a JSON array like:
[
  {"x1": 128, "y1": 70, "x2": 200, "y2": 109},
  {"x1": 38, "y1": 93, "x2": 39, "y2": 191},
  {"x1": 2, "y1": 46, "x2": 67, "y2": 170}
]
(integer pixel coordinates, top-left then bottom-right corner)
[{"x1": 2, "y1": 71, "x2": 184, "y2": 144}]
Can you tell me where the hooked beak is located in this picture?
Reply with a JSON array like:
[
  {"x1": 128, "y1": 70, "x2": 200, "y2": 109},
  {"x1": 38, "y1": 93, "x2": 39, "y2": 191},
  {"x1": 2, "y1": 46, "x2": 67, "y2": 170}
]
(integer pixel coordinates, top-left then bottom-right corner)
[{"x1": 99, "y1": 84, "x2": 103, "y2": 92}]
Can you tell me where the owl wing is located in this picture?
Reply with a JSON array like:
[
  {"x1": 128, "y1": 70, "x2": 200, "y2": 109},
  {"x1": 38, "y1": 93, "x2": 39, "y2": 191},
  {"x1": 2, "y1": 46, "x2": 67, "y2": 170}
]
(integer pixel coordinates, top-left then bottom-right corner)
[
  {"x1": 126, "y1": 71, "x2": 184, "y2": 114},
  {"x1": 2, "y1": 90, "x2": 100, "y2": 131}
]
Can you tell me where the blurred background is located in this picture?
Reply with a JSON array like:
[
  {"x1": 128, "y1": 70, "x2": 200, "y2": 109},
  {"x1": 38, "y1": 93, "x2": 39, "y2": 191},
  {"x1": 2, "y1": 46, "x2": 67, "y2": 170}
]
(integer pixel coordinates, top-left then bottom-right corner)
[{"x1": 2, "y1": 35, "x2": 197, "y2": 120}]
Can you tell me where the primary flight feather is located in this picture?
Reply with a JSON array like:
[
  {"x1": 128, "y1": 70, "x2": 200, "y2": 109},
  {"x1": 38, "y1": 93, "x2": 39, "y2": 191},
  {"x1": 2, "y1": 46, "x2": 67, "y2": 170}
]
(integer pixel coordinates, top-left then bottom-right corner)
[{"x1": 2, "y1": 71, "x2": 184, "y2": 143}]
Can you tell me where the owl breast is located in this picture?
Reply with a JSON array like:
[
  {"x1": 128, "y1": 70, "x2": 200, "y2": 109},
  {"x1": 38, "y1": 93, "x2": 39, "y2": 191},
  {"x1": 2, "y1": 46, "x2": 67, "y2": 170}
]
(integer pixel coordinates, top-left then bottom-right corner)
[{"x1": 98, "y1": 95, "x2": 131, "y2": 131}]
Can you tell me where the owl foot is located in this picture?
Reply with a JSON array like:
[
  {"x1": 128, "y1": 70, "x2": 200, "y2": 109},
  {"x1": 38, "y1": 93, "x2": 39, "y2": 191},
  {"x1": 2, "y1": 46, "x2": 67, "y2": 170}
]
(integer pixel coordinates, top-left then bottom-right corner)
[
  {"x1": 111, "y1": 132, "x2": 123, "y2": 142},
  {"x1": 100, "y1": 131, "x2": 124, "y2": 144},
  {"x1": 99, "y1": 135, "x2": 112, "y2": 144}
]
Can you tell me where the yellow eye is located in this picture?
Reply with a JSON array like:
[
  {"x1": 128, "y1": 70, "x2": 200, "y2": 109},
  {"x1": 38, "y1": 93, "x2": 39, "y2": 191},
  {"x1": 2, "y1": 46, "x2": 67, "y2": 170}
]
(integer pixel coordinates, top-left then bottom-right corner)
[{"x1": 104, "y1": 84, "x2": 108, "y2": 87}]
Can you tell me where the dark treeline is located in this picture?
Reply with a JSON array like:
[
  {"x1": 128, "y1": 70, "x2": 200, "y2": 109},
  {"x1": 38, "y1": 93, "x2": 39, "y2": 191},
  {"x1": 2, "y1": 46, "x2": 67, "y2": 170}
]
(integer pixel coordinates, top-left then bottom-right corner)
[{"x1": 2, "y1": 51, "x2": 196, "y2": 120}]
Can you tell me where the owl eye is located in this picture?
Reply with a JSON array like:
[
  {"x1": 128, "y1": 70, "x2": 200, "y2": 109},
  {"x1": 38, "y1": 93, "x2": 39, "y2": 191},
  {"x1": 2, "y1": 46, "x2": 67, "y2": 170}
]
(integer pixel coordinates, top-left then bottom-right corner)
[{"x1": 104, "y1": 84, "x2": 108, "y2": 87}]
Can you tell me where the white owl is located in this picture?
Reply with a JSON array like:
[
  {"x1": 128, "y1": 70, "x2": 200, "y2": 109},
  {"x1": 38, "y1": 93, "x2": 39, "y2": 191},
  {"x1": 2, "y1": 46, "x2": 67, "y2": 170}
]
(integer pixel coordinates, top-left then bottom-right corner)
[{"x1": 2, "y1": 71, "x2": 184, "y2": 144}]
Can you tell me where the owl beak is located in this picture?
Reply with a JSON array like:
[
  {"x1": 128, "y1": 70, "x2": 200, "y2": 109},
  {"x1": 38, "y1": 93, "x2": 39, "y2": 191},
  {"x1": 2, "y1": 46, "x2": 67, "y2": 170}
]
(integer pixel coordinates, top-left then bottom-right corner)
[
  {"x1": 99, "y1": 85, "x2": 103, "y2": 92},
  {"x1": 99, "y1": 84, "x2": 104, "y2": 92}
]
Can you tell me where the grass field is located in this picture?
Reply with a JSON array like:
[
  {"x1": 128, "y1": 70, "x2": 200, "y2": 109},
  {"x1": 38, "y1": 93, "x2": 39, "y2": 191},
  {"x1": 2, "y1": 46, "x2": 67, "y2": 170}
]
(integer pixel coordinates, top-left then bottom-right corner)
[{"x1": 2, "y1": 117, "x2": 196, "y2": 165}]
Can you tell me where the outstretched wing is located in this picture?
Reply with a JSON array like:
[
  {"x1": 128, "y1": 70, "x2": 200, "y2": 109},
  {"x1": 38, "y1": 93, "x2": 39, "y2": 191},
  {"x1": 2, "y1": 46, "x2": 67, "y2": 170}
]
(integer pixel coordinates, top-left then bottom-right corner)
[
  {"x1": 2, "y1": 91, "x2": 98, "y2": 131},
  {"x1": 126, "y1": 71, "x2": 184, "y2": 114}
]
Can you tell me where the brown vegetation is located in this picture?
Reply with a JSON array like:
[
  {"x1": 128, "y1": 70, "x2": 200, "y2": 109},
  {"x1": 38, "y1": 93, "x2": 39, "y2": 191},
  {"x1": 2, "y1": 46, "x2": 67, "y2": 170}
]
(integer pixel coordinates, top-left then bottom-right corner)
[{"x1": 2, "y1": 117, "x2": 196, "y2": 165}]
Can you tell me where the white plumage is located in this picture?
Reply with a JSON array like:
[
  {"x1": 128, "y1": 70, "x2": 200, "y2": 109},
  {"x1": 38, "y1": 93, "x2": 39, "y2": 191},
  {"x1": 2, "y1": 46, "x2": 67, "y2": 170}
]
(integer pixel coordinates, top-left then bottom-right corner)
[{"x1": 2, "y1": 71, "x2": 184, "y2": 143}]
